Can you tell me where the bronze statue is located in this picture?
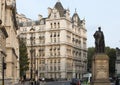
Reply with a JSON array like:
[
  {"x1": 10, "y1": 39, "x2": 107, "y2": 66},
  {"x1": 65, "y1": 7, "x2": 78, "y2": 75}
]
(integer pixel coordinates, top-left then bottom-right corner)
[{"x1": 93, "y1": 27, "x2": 105, "y2": 53}]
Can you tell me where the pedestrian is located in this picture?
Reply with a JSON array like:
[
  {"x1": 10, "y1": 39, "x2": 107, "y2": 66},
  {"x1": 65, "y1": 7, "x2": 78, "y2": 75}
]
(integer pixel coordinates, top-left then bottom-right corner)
[{"x1": 115, "y1": 77, "x2": 119, "y2": 85}]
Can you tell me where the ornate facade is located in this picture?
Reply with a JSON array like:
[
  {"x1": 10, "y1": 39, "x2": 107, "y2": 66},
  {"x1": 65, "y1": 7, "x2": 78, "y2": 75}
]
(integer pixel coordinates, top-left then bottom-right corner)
[
  {"x1": 18, "y1": 1, "x2": 87, "y2": 80},
  {"x1": 0, "y1": 20, "x2": 8, "y2": 80},
  {"x1": 0, "y1": 0, "x2": 19, "y2": 84}
]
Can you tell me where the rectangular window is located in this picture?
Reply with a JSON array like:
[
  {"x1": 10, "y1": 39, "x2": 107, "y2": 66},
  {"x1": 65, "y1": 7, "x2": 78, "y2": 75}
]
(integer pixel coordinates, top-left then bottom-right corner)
[
  {"x1": 51, "y1": 23, "x2": 53, "y2": 28},
  {"x1": 58, "y1": 22, "x2": 60, "y2": 28}
]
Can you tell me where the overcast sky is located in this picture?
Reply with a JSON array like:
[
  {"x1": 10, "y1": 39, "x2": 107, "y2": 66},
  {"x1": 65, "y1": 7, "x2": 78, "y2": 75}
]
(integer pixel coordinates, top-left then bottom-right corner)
[{"x1": 16, "y1": 0, "x2": 120, "y2": 48}]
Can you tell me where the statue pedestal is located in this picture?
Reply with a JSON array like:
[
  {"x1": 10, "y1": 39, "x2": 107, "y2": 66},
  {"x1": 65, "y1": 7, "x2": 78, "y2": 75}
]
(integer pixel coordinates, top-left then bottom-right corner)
[{"x1": 91, "y1": 53, "x2": 110, "y2": 85}]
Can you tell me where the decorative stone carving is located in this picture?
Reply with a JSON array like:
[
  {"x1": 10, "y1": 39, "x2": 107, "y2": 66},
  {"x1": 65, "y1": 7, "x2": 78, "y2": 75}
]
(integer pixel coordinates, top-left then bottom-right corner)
[
  {"x1": 92, "y1": 54, "x2": 110, "y2": 85},
  {"x1": 95, "y1": 60, "x2": 108, "y2": 79},
  {"x1": 6, "y1": 0, "x2": 15, "y2": 9}
]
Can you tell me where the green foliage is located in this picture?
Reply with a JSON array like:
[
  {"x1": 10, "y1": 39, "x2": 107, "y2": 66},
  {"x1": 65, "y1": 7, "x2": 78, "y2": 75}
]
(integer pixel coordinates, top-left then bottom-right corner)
[
  {"x1": 105, "y1": 47, "x2": 116, "y2": 76},
  {"x1": 19, "y1": 39, "x2": 29, "y2": 77},
  {"x1": 87, "y1": 47, "x2": 116, "y2": 76},
  {"x1": 87, "y1": 47, "x2": 95, "y2": 72}
]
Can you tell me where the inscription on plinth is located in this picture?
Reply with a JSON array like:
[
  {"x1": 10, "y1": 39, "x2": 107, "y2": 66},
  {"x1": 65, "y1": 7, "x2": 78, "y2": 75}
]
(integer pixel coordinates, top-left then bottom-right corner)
[
  {"x1": 95, "y1": 60, "x2": 108, "y2": 79},
  {"x1": 91, "y1": 54, "x2": 110, "y2": 85}
]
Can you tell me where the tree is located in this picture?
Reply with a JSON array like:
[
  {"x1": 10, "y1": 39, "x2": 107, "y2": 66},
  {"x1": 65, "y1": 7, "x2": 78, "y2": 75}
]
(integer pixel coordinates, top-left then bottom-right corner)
[
  {"x1": 105, "y1": 47, "x2": 116, "y2": 77},
  {"x1": 87, "y1": 47, "x2": 95, "y2": 72},
  {"x1": 87, "y1": 47, "x2": 116, "y2": 76},
  {"x1": 19, "y1": 39, "x2": 29, "y2": 79}
]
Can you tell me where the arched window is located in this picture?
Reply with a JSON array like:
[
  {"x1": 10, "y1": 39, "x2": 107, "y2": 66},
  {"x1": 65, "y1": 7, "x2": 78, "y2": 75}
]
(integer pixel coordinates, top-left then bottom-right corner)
[
  {"x1": 50, "y1": 33, "x2": 52, "y2": 37},
  {"x1": 54, "y1": 23, "x2": 56, "y2": 28},
  {"x1": 58, "y1": 32, "x2": 60, "y2": 37},
  {"x1": 51, "y1": 23, "x2": 53, "y2": 28},
  {"x1": 54, "y1": 33, "x2": 56, "y2": 37},
  {"x1": 58, "y1": 22, "x2": 60, "y2": 28}
]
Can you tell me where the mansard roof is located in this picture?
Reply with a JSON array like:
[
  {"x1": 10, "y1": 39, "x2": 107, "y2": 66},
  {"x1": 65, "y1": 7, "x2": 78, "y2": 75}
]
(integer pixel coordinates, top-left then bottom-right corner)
[
  {"x1": 54, "y1": 1, "x2": 66, "y2": 17},
  {"x1": 18, "y1": 18, "x2": 46, "y2": 27},
  {"x1": 72, "y1": 12, "x2": 81, "y2": 26}
]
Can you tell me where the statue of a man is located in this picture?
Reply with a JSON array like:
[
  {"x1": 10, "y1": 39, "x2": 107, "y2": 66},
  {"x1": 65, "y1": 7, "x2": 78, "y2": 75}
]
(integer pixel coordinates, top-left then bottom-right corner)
[{"x1": 93, "y1": 27, "x2": 105, "y2": 53}]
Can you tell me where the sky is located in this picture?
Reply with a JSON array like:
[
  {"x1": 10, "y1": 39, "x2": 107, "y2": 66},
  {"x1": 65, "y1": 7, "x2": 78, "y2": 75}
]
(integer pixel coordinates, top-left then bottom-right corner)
[{"x1": 16, "y1": 0, "x2": 120, "y2": 48}]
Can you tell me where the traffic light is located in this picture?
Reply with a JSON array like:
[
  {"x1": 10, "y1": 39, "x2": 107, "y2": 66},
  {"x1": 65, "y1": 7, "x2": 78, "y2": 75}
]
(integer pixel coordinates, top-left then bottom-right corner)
[{"x1": 3, "y1": 63, "x2": 6, "y2": 69}]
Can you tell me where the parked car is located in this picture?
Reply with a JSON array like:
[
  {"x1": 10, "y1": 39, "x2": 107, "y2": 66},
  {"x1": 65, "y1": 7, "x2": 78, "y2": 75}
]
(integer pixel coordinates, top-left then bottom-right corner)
[
  {"x1": 71, "y1": 78, "x2": 81, "y2": 85},
  {"x1": 45, "y1": 81, "x2": 71, "y2": 85}
]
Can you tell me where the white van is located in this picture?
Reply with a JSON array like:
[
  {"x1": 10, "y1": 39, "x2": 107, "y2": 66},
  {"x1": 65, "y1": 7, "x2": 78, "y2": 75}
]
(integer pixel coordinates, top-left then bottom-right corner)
[{"x1": 83, "y1": 73, "x2": 92, "y2": 84}]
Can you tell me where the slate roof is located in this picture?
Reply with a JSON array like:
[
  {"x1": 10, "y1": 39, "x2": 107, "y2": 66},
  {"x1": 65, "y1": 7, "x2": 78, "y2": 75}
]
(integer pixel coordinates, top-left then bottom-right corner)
[
  {"x1": 54, "y1": 1, "x2": 66, "y2": 17},
  {"x1": 19, "y1": 18, "x2": 46, "y2": 27},
  {"x1": 72, "y1": 12, "x2": 81, "y2": 26}
]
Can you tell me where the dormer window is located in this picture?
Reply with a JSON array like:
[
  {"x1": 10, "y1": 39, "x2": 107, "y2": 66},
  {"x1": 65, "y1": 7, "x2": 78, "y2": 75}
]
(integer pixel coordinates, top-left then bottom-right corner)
[
  {"x1": 75, "y1": 16, "x2": 78, "y2": 22},
  {"x1": 54, "y1": 13, "x2": 57, "y2": 18},
  {"x1": 73, "y1": 16, "x2": 78, "y2": 22}
]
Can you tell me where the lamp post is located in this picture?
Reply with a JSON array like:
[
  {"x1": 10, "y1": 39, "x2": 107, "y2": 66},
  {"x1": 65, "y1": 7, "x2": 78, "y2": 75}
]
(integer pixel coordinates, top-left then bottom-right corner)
[
  {"x1": 30, "y1": 26, "x2": 35, "y2": 84},
  {"x1": 0, "y1": 51, "x2": 5, "y2": 85},
  {"x1": 45, "y1": 63, "x2": 48, "y2": 79},
  {"x1": 35, "y1": 54, "x2": 39, "y2": 84},
  {"x1": 1, "y1": 52, "x2": 6, "y2": 85},
  {"x1": 2, "y1": 56, "x2": 5, "y2": 85}
]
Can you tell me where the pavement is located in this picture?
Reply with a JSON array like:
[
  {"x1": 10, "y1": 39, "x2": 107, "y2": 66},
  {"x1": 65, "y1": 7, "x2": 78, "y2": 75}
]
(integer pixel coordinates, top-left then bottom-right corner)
[
  {"x1": 14, "y1": 81, "x2": 46, "y2": 85},
  {"x1": 14, "y1": 81, "x2": 31, "y2": 85}
]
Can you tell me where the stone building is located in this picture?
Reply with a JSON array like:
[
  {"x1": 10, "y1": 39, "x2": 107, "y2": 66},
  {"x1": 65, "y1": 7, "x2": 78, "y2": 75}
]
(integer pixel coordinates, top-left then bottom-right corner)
[
  {"x1": 0, "y1": 20, "x2": 8, "y2": 79},
  {"x1": 18, "y1": 1, "x2": 87, "y2": 80},
  {"x1": 0, "y1": 0, "x2": 19, "y2": 84},
  {"x1": 116, "y1": 48, "x2": 120, "y2": 77},
  {"x1": 16, "y1": 13, "x2": 32, "y2": 23}
]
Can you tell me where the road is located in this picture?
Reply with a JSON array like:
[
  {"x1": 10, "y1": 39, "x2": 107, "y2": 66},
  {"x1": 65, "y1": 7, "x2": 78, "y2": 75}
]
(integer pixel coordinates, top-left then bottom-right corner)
[
  {"x1": 14, "y1": 81, "x2": 30, "y2": 85},
  {"x1": 14, "y1": 81, "x2": 115, "y2": 85},
  {"x1": 15, "y1": 81, "x2": 70, "y2": 85},
  {"x1": 44, "y1": 81, "x2": 71, "y2": 85}
]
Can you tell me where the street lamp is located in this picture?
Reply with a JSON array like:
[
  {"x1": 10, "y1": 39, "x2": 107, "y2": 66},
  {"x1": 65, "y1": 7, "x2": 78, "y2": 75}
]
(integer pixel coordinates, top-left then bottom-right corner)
[
  {"x1": 45, "y1": 63, "x2": 48, "y2": 78},
  {"x1": 35, "y1": 54, "x2": 39, "y2": 83},
  {"x1": 0, "y1": 51, "x2": 6, "y2": 85},
  {"x1": 30, "y1": 26, "x2": 35, "y2": 84}
]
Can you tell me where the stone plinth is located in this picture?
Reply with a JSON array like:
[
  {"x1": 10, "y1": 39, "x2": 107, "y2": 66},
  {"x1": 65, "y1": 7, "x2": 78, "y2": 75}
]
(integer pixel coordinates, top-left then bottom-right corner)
[{"x1": 91, "y1": 53, "x2": 110, "y2": 85}]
